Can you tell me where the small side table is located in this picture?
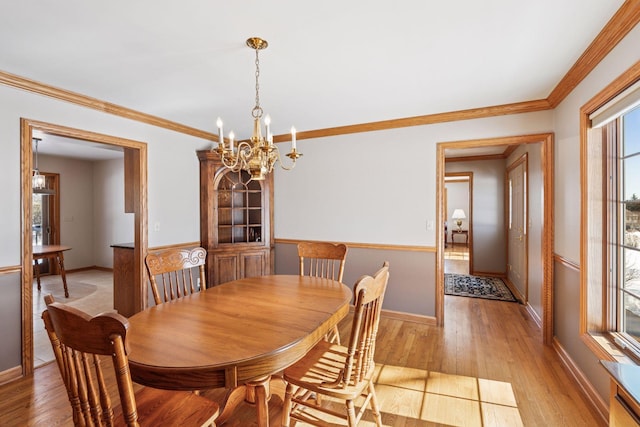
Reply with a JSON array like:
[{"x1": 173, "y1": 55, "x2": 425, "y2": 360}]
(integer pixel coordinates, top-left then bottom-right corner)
[
  {"x1": 451, "y1": 230, "x2": 469, "y2": 246},
  {"x1": 33, "y1": 244, "x2": 72, "y2": 298}
]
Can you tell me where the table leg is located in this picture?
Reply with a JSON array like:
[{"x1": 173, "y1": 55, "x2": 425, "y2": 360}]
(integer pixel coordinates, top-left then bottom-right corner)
[
  {"x1": 34, "y1": 259, "x2": 41, "y2": 291},
  {"x1": 56, "y1": 252, "x2": 69, "y2": 298}
]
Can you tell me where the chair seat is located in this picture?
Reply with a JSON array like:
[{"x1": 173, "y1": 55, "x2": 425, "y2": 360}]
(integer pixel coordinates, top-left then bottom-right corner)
[
  {"x1": 116, "y1": 387, "x2": 219, "y2": 427},
  {"x1": 283, "y1": 340, "x2": 375, "y2": 401}
]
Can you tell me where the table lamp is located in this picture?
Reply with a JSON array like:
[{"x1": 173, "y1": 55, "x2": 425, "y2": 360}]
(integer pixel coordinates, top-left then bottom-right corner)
[{"x1": 452, "y1": 209, "x2": 466, "y2": 231}]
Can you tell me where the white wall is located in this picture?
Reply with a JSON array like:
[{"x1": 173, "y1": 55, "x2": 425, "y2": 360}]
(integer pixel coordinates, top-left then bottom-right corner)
[
  {"x1": 37, "y1": 154, "x2": 96, "y2": 269},
  {"x1": 0, "y1": 82, "x2": 212, "y2": 271},
  {"x1": 445, "y1": 180, "x2": 469, "y2": 239},
  {"x1": 550, "y1": 23, "x2": 640, "y2": 404},
  {"x1": 93, "y1": 158, "x2": 133, "y2": 268},
  {"x1": 274, "y1": 111, "x2": 553, "y2": 246},
  {"x1": 554, "y1": 25, "x2": 640, "y2": 263}
]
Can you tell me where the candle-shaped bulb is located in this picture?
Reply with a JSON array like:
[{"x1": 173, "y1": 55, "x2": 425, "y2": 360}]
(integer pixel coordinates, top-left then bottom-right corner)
[
  {"x1": 216, "y1": 117, "x2": 224, "y2": 148},
  {"x1": 229, "y1": 131, "x2": 235, "y2": 152},
  {"x1": 264, "y1": 114, "x2": 271, "y2": 142},
  {"x1": 291, "y1": 126, "x2": 297, "y2": 150}
]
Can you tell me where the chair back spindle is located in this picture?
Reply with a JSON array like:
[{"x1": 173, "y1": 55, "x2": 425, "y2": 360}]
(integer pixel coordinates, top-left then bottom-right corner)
[
  {"x1": 145, "y1": 247, "x2": 207, "y2": 305},
  {"x1": 298, "y1": 241, "x2": 347, "y2": 282},
  {"x1": 338, "y1": 261, "x2": 389, "y2": 388},
  {"x1": 281, "y1": 261, "x2": 390, "y2": 427},
  {"x1": 298, "y1": 241, "x2": 348, "y2": 344},
  {"x1": 43, "y1": 294, "x2": 136, "y2": 426}
]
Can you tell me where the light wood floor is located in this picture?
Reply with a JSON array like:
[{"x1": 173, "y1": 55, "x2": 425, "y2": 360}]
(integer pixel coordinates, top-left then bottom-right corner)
[
  {"x1": 2, "y1": 270, "x2": 605, "y2": 426},
  {"x1": 445, "y1": 246, "x2": 469, "y2": 275}
]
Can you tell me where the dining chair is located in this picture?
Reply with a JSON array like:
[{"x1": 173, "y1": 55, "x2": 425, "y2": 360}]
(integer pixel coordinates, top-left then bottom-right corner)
[
  {"x1": 281, "y1": 261, "x2": 390, "y2": 427},
  {"x1": 145, "y1": 246, "x2": 207, "y2": 305},
  {"x1": 298, "y1": 241, "x2": 348, "y2": 344},
  {"x1": 42, "y1": 294, "x2": 220, "y2": 427}
]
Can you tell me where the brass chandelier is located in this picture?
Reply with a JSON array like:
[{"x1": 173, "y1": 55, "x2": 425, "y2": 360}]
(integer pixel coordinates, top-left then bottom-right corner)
[{"x1": 213, "y1": 37, "x2": 301, "y2": 181}]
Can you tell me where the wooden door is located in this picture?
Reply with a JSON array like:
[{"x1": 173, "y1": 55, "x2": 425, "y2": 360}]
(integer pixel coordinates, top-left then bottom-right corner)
[
  {"x1": 240, "y1": 250, "x2": 268, "y2": 278},
  {"x1": 507, "y1": 157, "x2": 528, "y2": 299}
]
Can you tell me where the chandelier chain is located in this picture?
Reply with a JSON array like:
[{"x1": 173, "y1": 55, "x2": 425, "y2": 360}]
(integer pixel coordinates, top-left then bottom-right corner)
[{"x1": 252, "y1": 48, "x2": 262, "y2": 118}]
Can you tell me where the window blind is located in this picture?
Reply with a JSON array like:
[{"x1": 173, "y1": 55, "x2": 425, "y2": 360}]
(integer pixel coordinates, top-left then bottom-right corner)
[{"x1": 590, "y1": 79, "x2": 640, "y2": 128}]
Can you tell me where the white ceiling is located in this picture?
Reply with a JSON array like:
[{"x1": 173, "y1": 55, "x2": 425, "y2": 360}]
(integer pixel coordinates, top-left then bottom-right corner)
[
  {"x1": 3, "y1": 1, "x2": 625, "y2": 159},
  {"x1": 32, "y1": 132, "x2": 124, "y2": 161}
]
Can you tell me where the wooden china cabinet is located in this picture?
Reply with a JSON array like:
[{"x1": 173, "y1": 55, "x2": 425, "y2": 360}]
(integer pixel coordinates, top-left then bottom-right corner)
[{"x1": 197, "y1": 150, "x2": 274, "y2": 286}]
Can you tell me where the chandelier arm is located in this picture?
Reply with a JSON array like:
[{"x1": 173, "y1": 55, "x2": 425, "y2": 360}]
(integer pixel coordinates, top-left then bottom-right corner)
[{"x1": 269, "y1": 145, "x2": 299, "y2": 172}]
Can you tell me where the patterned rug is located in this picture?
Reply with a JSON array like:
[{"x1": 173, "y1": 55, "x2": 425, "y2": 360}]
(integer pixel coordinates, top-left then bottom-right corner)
[{"x1": 444, "y1": 273, "x2": 516, "y2": 302}]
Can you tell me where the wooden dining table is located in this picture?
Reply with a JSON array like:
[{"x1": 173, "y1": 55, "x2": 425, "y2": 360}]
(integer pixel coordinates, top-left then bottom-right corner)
[
  {"x1": 33, "y1": 244, "x2": 72, "y2": 298},
  {"x1": 127, "y1": 274, "x2": 352, "y2": 426}
]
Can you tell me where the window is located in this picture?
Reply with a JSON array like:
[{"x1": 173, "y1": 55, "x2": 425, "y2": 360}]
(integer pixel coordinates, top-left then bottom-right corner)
[
  {"x1": 615, "y1": 106, "x2": 640, "y2": 351},
  {"x1": 587, "y1": 85, "x2": 640, "y2": 361}
]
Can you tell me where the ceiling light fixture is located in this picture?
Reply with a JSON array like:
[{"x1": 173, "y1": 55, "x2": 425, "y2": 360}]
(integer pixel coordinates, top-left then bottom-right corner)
[
  {"x1": 32, "y1": 137, "x2": 46, "y2": 190},
  {"x1": 213, "y1": 37, "x2": 301, "y2": 181}
]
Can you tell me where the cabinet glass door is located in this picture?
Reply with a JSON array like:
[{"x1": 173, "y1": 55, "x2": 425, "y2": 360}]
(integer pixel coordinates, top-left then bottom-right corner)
[{"x1": 217, "y1": 170, "x2": 263, "y2": 244}]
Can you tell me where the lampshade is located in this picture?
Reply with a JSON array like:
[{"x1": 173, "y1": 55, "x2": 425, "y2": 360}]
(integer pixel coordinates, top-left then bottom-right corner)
[{"x1": 452, "y1": 209, "x2": 466, "y2": 220}]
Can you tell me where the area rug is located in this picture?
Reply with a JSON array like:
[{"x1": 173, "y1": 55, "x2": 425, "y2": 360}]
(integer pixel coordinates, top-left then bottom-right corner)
[{"x1": 444, "y1": 273, "x2": 516, "y2": 302}]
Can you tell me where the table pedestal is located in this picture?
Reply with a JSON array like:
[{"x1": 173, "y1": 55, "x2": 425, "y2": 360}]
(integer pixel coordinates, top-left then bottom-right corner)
[{"x1": 217, "y1": 375, "x2": 274, "y2": 427}]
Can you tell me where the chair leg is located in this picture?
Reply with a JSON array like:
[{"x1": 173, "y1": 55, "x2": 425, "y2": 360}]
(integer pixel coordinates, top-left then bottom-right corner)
[
  {"x1": 346, "y1": 399, "x2": 357, "y2": 427},
  {"x1": 368, "y1": 382, "x2": 383, "y2": 427},
  {"x1": 282, "y1": 382, "x2": 295, "y2": 427},
  {"x1": 327, "y1": 325, "x2": 341, "y2": 345}
]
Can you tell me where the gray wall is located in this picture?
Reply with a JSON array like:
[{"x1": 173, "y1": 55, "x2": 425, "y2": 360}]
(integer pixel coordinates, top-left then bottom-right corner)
[
  {"x1": 0, "y1": 273, "x2": 21, "y2": 370},
  {"x1": 275, "y1": 242, "x2": 436, "y2": 318}
]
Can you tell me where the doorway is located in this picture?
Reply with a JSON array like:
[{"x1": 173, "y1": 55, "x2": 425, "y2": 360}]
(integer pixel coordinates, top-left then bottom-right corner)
[
  {"x1": 32, "y1": 172, "x2": 60, "y2": 275},
  {"x1": 20, "y1": 118, "x2": 148, "y2": 376},
  {"x1": 436, "y1": 133, "x2": 554, "y2": 344}
]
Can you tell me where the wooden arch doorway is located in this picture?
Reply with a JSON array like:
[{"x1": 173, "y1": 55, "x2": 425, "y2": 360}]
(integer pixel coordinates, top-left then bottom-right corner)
[{"x1": 20, "y1": 118, "x2": 148, "y2": 375}]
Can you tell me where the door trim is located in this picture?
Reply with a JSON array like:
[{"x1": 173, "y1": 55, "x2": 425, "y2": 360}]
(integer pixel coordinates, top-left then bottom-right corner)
[
  {"x1": 20, "y1": 118, "x2": 148, "y2": 375},
  {"x1": 436, "y1": 133, "x2": 554, "y2": 344}
]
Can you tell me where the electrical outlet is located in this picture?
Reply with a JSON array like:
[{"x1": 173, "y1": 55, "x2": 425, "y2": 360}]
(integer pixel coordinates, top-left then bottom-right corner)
[
  {"x1": 427, "y1": 220, "x2": 434, "y2": 231},
  {"x1": 154, "y1": 222, "x2": 160, "y2": 232}
]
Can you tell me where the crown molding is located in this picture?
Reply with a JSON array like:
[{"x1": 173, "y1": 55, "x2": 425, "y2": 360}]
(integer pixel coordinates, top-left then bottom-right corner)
[
  {"x1": 547, "y1": 0, "x2": 640, "y2": 108},
  {"x1": 0, "y1": 70, "x2": 217, "y2": 141}
]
